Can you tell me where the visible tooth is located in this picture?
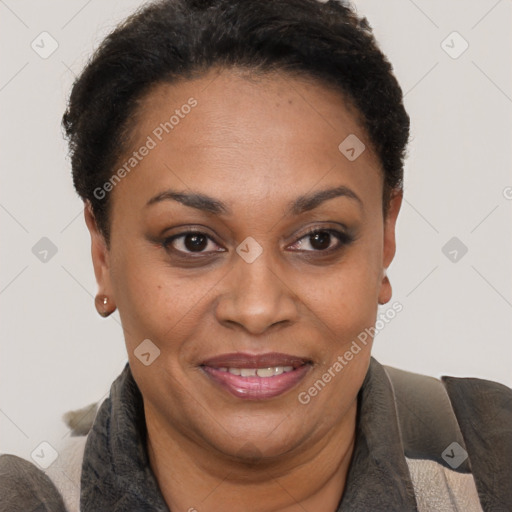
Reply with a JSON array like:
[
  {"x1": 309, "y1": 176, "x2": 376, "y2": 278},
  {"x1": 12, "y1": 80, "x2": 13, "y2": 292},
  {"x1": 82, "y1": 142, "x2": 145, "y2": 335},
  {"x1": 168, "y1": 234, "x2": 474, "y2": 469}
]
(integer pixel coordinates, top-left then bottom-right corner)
[
  {"x1": 224, "y1": 365, "x2": 298, "y2": 377},
  {"x1": 256, "y1": 367, "x2": 276, "y2": 377}
]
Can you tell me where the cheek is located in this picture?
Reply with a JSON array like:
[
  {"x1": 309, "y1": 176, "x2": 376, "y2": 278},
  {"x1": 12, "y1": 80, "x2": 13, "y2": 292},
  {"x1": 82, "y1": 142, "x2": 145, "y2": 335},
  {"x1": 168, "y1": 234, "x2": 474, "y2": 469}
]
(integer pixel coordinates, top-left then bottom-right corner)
[
  {"x1": 110, "y1": 248, "x2": 217, "y2": 353},
  {"x1": 299, "y1": 242, "x2": 382, "y2": 335}
]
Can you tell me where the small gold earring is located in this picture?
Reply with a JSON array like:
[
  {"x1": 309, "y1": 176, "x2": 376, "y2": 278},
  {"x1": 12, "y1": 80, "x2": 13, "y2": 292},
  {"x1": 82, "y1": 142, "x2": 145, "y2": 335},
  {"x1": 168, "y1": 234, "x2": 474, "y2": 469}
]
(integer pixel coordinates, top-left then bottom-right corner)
[
  {"x1": 95, "y1": 294, "x2": 116, "y2": 317},
  {"x1": 378, "y1": 271, "x2": 391, "y2": 305}
]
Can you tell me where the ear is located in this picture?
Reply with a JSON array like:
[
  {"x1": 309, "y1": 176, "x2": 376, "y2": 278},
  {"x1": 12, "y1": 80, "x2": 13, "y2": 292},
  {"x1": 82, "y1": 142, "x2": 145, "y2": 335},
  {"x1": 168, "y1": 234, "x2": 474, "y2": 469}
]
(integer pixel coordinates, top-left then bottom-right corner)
[
  {"x1": 84, "y1": 201, "x2": 115, "y2": 307},
  {"x1": 378, "y1": 189, "x2": 402, "y2": 305}
]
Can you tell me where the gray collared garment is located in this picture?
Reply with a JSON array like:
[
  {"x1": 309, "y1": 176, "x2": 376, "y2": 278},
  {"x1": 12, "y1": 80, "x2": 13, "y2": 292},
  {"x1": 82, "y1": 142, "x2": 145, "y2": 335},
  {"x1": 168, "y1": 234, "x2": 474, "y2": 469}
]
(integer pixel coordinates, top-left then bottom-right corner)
[{"x1": 1, "y1": 356, "x2": 511, "y2": 511}]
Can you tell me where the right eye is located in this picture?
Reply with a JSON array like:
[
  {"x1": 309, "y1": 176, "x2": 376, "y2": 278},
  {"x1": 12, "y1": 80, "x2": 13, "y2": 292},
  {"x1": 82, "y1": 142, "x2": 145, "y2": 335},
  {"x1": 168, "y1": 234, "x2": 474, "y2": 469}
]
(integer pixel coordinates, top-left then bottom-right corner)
[{"x1": 162, "y1": 230, "x2": 224, "y2": 257}]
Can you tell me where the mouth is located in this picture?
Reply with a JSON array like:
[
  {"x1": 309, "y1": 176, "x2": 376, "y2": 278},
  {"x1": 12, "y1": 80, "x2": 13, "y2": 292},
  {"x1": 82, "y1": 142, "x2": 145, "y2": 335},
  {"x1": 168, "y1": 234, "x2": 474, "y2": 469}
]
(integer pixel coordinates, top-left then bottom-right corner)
[{"x1": 200, "y1": 352, "x2": 313, "y2": 400}]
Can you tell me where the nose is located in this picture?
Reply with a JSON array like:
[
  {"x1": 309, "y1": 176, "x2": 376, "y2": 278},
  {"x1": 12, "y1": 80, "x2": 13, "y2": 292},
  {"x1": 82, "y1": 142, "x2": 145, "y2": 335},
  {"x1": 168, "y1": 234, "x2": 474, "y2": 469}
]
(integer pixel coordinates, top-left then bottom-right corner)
[{"x1": 214, "y1": 248, "x2": 299, "y2": 335}]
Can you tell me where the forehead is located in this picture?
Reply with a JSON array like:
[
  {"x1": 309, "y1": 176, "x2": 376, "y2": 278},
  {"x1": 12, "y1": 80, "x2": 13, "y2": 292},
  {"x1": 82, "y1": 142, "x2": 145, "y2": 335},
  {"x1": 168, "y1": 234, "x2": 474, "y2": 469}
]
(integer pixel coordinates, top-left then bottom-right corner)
[
  {"x1": 112, "y1": 68, "x2": 383, "y2": 214},
  {"x1": 133, "y1": 68, "x2": 369, "y2": 150}
]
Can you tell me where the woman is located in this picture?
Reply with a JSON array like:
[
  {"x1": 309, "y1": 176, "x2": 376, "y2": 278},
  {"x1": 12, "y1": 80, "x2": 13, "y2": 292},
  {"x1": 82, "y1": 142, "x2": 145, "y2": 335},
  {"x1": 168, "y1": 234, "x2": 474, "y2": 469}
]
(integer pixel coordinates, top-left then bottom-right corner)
[{"x1": 1, "y1": 0, "x2": 510, "y2": 510}]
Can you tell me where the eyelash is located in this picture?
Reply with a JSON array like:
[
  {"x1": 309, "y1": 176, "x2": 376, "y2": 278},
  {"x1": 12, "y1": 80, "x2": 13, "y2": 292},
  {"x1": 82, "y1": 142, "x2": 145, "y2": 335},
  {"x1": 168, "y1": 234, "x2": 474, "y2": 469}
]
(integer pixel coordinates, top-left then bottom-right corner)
[{"x1": 161, "y1": 227, "x2": 354, "y2": 258}]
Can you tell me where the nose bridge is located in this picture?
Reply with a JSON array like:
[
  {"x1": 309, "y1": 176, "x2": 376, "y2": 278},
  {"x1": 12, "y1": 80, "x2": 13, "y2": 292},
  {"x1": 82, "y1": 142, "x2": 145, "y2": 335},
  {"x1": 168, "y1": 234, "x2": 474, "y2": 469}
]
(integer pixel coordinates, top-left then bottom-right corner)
[
  {"x1": 215, "y1": 240, "x2": 297, "y2": 333},
  {"x1": 237, "y1": 245, "x2": 279, "y2": 294}
]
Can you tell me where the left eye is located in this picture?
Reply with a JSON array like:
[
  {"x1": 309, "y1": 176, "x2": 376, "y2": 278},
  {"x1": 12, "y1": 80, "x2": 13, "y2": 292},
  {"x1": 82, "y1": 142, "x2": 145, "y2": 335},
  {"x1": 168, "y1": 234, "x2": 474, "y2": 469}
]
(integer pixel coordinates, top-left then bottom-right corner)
[{"x1": 288, "y1": 229, "x2": 349, "y2": 252}]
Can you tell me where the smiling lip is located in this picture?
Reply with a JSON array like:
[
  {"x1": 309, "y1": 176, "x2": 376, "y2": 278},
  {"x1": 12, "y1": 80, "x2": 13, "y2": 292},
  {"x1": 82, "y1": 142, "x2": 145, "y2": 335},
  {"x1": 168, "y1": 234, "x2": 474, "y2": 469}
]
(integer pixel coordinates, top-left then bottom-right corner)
[{"x1": 200, "y1": 352, "x2": 312, "y2": 400}]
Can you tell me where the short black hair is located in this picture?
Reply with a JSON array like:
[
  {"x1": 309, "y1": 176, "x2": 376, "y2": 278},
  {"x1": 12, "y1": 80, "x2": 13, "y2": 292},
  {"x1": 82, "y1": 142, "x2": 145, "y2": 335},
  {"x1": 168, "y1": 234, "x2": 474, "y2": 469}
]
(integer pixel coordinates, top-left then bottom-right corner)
[{"x1": 62, "y1": 0, "x2": 409, "y2": 242}]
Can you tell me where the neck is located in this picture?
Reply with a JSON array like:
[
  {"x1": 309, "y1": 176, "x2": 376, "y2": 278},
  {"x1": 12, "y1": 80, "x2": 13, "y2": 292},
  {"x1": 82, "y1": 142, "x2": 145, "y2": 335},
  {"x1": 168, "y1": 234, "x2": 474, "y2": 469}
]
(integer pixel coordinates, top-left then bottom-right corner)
[{"x1": 146, "y1": 399, "x2": 358, "y2": 512}]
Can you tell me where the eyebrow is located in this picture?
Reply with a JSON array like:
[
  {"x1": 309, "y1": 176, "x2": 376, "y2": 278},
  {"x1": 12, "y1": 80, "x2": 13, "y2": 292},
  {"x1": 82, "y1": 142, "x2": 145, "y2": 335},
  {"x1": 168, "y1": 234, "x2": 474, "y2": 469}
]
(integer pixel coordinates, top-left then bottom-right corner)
[{"x1": 145, "y1": 185, "x2": 363, "y2": 216}]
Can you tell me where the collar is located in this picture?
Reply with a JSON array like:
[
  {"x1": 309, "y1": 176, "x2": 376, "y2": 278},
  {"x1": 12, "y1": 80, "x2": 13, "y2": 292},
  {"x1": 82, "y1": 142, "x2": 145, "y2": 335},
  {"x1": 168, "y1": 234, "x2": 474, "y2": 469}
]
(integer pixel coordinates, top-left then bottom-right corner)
[
  {"x1": 80, "y1": 367, "x2": 169, "y2": 511},
  {"x1": 80, "y1": 357, "x2": 417, "y2": 511},
  {"x1": 338, "y1": 357, "x2": 418, "y2": 510}
]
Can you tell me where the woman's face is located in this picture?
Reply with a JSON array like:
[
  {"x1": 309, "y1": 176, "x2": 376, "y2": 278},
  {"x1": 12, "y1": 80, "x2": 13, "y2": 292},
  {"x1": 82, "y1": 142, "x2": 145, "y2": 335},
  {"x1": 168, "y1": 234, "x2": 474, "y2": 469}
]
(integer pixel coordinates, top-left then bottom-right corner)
[{"x1": 87, "y1": 68, "x2": 401, "y2": 461}]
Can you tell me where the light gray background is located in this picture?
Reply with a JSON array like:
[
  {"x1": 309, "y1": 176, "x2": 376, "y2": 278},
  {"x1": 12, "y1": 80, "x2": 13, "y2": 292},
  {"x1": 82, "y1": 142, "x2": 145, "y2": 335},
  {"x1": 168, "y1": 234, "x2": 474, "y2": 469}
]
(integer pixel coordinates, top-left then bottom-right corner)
[{"x1": 1, "y1": 0, "x2": 511, "y2": 459}]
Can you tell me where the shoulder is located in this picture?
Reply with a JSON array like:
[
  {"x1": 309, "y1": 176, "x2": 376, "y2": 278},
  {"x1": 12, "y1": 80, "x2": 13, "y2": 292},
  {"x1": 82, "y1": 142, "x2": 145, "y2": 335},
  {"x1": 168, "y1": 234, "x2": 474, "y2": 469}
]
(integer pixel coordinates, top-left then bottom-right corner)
[
  {"x1": 0, "y1": 453, "x2": 67, "y2": 512},
  {"x1": 0, "y1": 401, "x2": 99, "y2": 512},
  {"x1": 441, "y1": 373, "x2": 512, "y2": 421},
  {"x1": 440, "y1": 374, "x2": 512, "y2": 461},
  {"x1": 383, "y1": 362, "x2": 512, "y2": 433},
  {"x1": 383, "y1": 362, "x2": 512, "y2": 510},
  {"x1": 441, "y1": 374, "x2": 512, "y2": 508},
  {"x1": 384, "y1": 362, "x2": 512, "y2": 449}
]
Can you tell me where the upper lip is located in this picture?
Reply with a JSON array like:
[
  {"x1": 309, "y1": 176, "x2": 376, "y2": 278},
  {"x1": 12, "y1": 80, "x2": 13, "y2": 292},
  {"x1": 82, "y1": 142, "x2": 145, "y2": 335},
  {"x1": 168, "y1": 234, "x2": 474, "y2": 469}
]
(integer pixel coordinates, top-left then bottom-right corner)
[{"x1": 201, "y1": 352, "x2": 311, "y2": 369}]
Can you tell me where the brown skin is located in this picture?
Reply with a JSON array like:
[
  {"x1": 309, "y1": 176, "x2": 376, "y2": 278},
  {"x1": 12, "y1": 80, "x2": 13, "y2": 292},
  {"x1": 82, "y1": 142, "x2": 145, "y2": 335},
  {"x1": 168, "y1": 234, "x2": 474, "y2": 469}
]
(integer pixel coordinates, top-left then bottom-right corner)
[{"x1": 85, "y1": 68, "x2": 402, "y2": 511}]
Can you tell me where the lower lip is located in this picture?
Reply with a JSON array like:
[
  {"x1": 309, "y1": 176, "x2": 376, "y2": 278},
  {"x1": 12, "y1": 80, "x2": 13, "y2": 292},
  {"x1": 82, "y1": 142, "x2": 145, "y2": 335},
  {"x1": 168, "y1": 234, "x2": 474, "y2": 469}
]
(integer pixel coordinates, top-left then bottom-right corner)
[{"x1": 201, "y1": 365, "x2": 311, "y2": 400}]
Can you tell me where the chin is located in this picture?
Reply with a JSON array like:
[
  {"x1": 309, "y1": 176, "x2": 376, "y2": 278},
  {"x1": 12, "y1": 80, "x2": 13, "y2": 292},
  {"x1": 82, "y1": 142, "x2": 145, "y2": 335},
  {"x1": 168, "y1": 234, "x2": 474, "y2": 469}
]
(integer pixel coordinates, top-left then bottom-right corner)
[{"x1": 203, "y1": 415, "x2": 308, "y2": 463}]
